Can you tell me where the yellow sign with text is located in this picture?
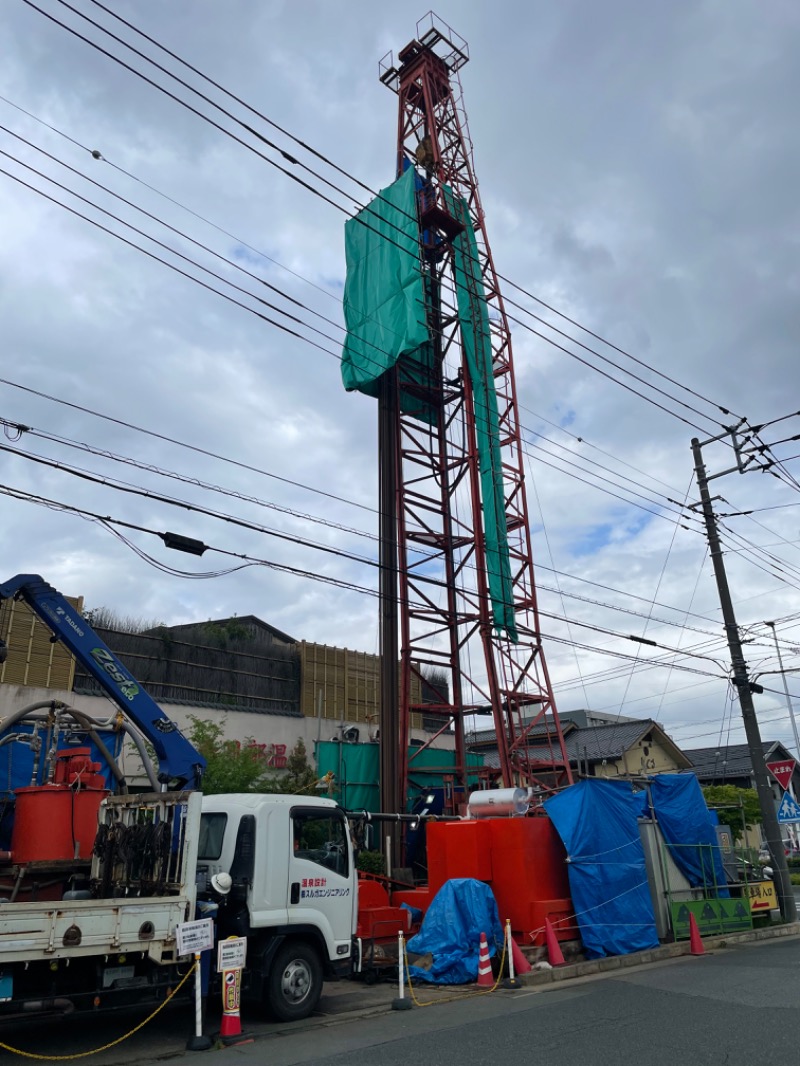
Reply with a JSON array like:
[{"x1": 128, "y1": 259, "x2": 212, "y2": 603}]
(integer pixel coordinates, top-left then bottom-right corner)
[{"x1": 747, "y1": 880, "x2": 777, "y2": 913}]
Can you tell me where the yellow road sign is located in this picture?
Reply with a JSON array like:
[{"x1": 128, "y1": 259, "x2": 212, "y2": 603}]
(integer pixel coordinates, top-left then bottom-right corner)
[{"x1": 747, "y1": 880, "x2": 777, "y2": 913}]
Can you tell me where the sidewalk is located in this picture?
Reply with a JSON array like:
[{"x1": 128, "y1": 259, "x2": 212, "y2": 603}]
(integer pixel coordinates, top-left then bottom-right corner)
[{"x1": 516, "y1": 919, "x2": 800, "y2": 986}]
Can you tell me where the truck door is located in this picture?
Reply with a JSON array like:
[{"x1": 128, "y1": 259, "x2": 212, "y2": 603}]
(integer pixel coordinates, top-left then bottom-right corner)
[{"x1": 289, "y1": 807, "x2": 355, "y2": 952}]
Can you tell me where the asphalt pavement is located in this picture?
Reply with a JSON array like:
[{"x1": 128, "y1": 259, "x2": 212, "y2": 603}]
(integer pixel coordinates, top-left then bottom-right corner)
[{"x1": 1, "y1": 934, "x2": 797, "y2": 1066}]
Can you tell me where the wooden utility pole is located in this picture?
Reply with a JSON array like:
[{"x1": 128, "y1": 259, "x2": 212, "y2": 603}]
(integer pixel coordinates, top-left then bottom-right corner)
[{"x1": 691, "y1": 433, "x2": 796, "y2": 921}]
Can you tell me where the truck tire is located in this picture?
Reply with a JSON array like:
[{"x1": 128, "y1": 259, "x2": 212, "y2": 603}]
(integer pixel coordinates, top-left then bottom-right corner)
[{"x1": 265, "y1": 942, "x2": 323, "y2": 1022}]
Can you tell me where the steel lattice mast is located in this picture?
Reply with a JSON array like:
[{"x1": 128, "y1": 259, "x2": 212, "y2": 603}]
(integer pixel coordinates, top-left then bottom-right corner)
[{"x1": 377, "y1": 14, "x2": 572, "y2": 813}]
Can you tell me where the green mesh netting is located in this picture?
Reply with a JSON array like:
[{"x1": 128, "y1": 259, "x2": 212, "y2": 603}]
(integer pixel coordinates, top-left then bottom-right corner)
[
  {"x1": 444, "y1": 187, "x2": 517, "y2": 642},
  {"x1": 340, "y1": 167, "x2": 516, "y2": 640}
]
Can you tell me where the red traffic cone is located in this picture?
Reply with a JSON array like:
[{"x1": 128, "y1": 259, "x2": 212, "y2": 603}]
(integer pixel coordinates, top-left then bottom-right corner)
[
  {"x1": 477, "y1": 931, "x2": 493, "y2": 987},
  {"x1": 510, "y1": 935, "x2": 532, "y2": 976},
  {"x1": 545, "y1": 917, "x2": 566, "y2": 967},
  {"x1": 688, "y1": 913, "x2": 705, "y2": 956}
]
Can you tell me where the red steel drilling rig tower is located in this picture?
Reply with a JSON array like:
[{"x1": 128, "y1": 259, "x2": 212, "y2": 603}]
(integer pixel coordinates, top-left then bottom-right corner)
[{"x1": 371, "y1": 14, "x2": 572, "y2": 814}]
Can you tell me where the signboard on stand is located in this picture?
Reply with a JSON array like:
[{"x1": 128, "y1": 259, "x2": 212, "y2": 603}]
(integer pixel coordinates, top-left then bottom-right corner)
[
  {"x1": 217, "y1": 936, "x2": 247, "y2": 972},
  {"x1": 746, "y1": 880, "x2": 777, "y2": 915},
  {"x1": 176, "y1": 918, "x2": 214, "y2": 957}
]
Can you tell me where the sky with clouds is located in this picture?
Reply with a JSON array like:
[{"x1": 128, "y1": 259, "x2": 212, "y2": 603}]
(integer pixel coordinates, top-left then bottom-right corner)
[{"x1": 2, "y1": 0, "x2": 800, "y2": 759}]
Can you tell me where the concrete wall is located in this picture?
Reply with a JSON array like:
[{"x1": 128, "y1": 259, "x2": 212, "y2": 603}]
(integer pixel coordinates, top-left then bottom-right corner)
[
  {"x1": 0, "y1": 683, "x2": 453, "y2": 788},
  {"x1": 592, "y1": 734, "x2": 685, "y2": 779}
]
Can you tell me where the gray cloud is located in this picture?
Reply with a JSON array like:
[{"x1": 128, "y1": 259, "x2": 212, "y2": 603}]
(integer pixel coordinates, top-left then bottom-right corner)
[{"x1": 2, "y1": 0, "x2": 799, "y2": 753}]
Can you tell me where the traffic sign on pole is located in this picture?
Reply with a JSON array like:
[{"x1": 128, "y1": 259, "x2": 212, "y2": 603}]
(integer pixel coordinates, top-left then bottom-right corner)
[
  {"x1": 776, "y1": 790, "x2": 800, "y2": 824},
  {"x1": 766, "y1": 759, "x2": 796, "y2": 792}
]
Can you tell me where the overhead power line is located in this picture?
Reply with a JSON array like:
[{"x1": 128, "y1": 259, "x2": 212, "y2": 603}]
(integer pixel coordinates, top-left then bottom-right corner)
[
  {"x1": 21, "y1": 0, "x2": 735, "y2": 437},
  {"x1": 82, "y1": 0, "x2": 742, "y2": 428},
  {"x1": 0, "y1": 476, "x2": 730, "y2": 685},
  {"x1": 0, "y1": 89, "x2": 728, "y2": 511},
  {"x1": 0, "y1": 153, "x2": 716, "y2": 540}
]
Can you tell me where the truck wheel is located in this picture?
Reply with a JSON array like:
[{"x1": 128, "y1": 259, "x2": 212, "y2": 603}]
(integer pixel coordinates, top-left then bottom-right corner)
[{"x1": 266, "y1": 942, "x2": 323, "y2": 1022}]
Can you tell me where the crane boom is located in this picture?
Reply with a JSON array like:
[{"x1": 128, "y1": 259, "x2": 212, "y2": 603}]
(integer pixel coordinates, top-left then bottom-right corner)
[{"x1": 0, "y1": 574, "x2": 205, "y2": 788}]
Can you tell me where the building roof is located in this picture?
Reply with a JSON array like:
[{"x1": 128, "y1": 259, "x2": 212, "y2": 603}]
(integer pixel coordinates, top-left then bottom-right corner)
[
  {"x1": 153, "y1": 615, "x2": 297, "y2": 646},
  {"x1": 468, "y1": 719, "x2": 577, "y2": 747},
  {"x1": 683, "y1": 741, "x2": 797, "y2": 782},
  {"x1": 471, "y1": 719, "x2": 692, "y2": 771}
]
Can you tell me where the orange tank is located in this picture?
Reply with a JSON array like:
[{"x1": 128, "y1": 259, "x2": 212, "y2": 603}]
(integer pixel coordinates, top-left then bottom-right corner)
[
  {"x1": 12, "y1": 784, "x2": 107, "y2": 863},
  {"x1": 426, "y1": 815, "x2": 574, "y2": 945}
]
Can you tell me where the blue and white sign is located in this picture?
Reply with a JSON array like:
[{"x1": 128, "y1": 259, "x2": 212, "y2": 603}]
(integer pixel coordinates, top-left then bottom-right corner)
[{"x1": 777, "y1": 791, "x2": 800, "y2": 824}]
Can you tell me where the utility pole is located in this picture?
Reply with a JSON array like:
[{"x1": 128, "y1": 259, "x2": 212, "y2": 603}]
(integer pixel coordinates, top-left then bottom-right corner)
[
  {"x1": 691, "y1": 434, "x2": 796, "y2": 921},
  {"x1": 764, "y1": 621, "x2": 800, "y2": 759}
]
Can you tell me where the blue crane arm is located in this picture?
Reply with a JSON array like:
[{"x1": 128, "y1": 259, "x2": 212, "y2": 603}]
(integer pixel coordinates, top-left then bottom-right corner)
[{"x1": 0, "y1": 574, "x2": 205, "y2": 789}]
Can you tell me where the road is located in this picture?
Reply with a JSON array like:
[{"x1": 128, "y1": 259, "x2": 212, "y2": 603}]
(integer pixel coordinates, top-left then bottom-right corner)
[{"x1": 1, "y1": 935, "x2": 797, "y2": 1066}]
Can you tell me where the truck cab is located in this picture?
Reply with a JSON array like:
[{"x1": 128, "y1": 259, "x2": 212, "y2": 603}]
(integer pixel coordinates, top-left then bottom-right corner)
[{"x1": 197, "y1": 794, "x2": 358, "y2": 1021}]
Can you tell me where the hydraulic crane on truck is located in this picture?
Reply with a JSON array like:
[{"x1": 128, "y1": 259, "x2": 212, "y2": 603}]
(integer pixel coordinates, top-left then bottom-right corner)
[
  {"x1": 0, "y1": 573, "x2": 205, "y2": 789},
  {"x1": 0, "y1": 573, "x2": 368, "y2": 1022}
]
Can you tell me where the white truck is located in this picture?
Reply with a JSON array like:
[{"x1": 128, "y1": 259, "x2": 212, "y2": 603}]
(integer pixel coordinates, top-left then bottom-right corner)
[{"x1": 0, "y1": 575, "x2": 360, "y2": 1022}]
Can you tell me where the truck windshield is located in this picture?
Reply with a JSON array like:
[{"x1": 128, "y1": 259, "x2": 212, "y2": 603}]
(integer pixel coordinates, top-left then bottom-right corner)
[
  {"x1": 292, "y1": 809, "x2": 349, "y2": 877},
  {"x1": 198, "y1": 812, "x2": 227, "y2": 860}
]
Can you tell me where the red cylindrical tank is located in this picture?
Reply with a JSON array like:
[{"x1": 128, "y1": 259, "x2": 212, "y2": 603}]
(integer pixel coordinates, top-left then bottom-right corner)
[{"x1": 12, "y1": 785, "x2": 107, "y2": 863}]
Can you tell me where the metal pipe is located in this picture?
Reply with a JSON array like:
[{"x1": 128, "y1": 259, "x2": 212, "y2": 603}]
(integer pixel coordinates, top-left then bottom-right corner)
[
  {"x1": 22, "y1": 998, "x2": 75, "y2": 1016},
  {"x1": 345, "y1": 809, "x2": 422, "y2": 824},
  {"x1": 0, "y1": 705, "x2": 145, "y2": 792}
]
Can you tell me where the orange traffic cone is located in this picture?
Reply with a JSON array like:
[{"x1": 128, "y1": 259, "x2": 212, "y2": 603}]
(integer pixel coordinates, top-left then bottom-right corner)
[
  {"x1": 510, "y1": 936, "x2": 532, "y2": 975},
  {"x1": 545, "y1": 917, "x2": 566, "y2": 967},
  {"x1": 477, "y1": 932, "x2": 493, "y2": 987},
  {"x1": 688, "y1": 913, "x2": 705, "y2": 956}
]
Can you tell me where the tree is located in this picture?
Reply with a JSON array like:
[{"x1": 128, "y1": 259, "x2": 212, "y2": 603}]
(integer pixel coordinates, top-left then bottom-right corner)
[
  {"x1": 188, "y1": 717, "x2": 274, "y2": 795},
  {"x1": 702, "y1": 784, "x2": 762, "y2": 844},
  {"x1": 188, "y1": 719, "x2": 321, "y2": 797},
  {"x1": 83, "y1": 605, "x2": 164, "y2": 633},
  {"x1": 280, "y1": 738, "x2": 319, "y2": 795},
  {"x1": 421, "y1": 666, "x2": 449, "y2": 704}
]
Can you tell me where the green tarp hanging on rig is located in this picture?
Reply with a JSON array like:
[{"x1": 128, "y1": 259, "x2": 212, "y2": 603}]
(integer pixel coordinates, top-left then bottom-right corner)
[
  {"x1": 444, "y1": 187, "x2": 518, "y2": 642},
  {"x1": 341, "y1": 167, "x2": 435, "y2": 423}
]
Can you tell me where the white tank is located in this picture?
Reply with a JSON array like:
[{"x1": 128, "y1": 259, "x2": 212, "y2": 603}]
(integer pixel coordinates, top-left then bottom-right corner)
[{"x1": 467, "y1": 788, "x2": 530, "y2": 818}]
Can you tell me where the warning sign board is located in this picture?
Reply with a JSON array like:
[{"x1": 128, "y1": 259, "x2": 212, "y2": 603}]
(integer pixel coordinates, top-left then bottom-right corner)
[
  {"x1": 747, "y1": 880, "x2": 777, "y2": 914},
  {"x1": 217, "y1": 936, "x2": 247, "y2": 972},
  {"x1": 175, "y1": 918, "x2": 214, "y2": 956},
  {"x1": 767, "y1": 759, "x2": 796, "y2": 791},
  {"x1": 671, "y1": 898, "x2": 752, "y2": 939},
  {"x1": 777, "y1": 791, "x2": 800, "y2": 824}
]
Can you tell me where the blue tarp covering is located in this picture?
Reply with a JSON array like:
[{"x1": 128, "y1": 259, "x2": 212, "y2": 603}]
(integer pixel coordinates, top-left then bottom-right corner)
[
  {"x1": 545, "y1": 780, "x2": 659, "y2": 959},
  {"x1": 648, "y1": 774, "x2": 730, "y2": 897},
  {"x1": 406, "y1": 878, "x2": 503, "y2": 984}
]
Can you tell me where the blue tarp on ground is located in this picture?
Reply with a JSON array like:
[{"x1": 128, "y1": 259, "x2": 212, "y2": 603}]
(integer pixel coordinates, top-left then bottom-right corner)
[
  {"x1": 647, "y1": 773, "x2": 730, "y2": 897},
  {"x1": 545, "y1": 779, "x2": 659, "y2": 959},
  {"x1": 406, "y1": 878, "x2": 503, "y2": 984}
]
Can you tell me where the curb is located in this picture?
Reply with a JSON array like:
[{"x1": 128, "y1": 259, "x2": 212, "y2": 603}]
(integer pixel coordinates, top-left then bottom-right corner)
[{"x1": 518, "y1": 921, "x2": 800, "y2": 986}]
